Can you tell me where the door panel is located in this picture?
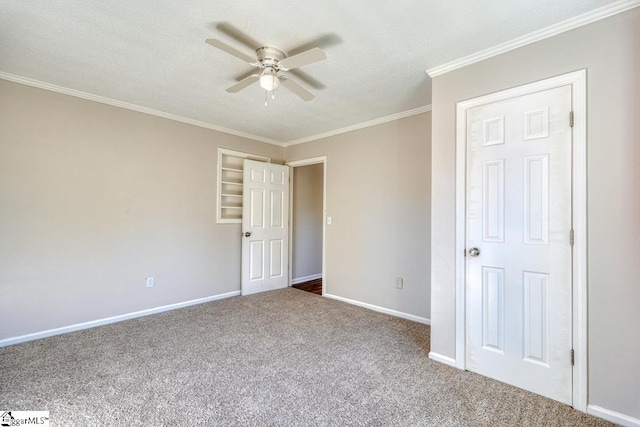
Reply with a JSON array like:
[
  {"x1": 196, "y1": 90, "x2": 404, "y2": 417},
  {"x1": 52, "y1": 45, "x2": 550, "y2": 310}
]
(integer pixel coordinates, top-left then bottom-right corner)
[
  {"x1": 250, "y1": 189, "x2": 265, "y2": 228},
  {"x1": 466, "y1": 85, "x2": 572, "y2": 404},
  {"x1": 242, "y1": 160, "x2": 289, "y2": 295},
  {"x1": 271, "y1": 190, "x2": 284, "y2": 227},
  {"x1": 523, "y1": 271, "x2": 550, "y2": 365},
  {"x1": 523, "y1": 155, "x2": 550, "y2": 244},
  {"x1": 481, "y1": 266, "x2": 505, "y2": 352},
  {"x1": 249, "y1": 241, "x2": 264, "y2": 281},
  {"x1": 482, "y1": 159, "x2": 505, "y2": 242}
]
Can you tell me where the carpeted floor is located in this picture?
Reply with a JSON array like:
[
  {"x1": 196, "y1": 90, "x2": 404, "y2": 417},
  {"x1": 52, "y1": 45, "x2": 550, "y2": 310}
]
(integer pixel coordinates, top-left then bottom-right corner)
[{"x1": 0, "y1": 288, "x2": 611, "y2": 426}]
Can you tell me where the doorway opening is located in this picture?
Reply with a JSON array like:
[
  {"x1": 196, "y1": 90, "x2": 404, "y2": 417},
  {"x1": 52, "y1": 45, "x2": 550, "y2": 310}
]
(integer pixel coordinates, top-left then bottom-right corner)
[{"x1": 287, "y1": 157, "x2": 327, "y2": 296}]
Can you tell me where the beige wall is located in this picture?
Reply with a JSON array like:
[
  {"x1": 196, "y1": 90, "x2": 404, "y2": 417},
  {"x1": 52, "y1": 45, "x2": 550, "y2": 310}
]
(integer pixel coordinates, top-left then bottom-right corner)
[
  {"x1": 291, "y1": 163, "x2": 323, "y2": 281},
  {"x1": 0, "y1": 79, "x2": 431, "y2": 339},
  {"x1": 430, "y1": 9, "x2": 640, "y2": 419},
  {"x1": 0, "y1": 80, "x2": 283, "y2": 339},
  {"x1": 286, "y1": 113, "x2": 432, "y2": 320}
]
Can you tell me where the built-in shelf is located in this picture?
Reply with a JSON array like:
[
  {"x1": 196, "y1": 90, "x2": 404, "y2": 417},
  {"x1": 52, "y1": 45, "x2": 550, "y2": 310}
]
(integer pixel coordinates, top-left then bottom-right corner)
[{"x1": 217, "y1": 148, "x2": 270, "y2": 223}]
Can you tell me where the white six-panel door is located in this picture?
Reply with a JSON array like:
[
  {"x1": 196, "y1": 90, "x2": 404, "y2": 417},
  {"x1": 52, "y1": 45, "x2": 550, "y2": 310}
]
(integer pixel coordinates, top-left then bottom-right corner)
[
  {"x1": 241, "y1": 160, "x2": 289, "y2": 296},
  {"x1": 465, "y1": 85, "x2": 573, "y2": 404}
]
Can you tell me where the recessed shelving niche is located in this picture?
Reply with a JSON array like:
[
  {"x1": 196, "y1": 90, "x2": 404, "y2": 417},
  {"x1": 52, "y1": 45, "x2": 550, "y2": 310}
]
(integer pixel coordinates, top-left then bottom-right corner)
[{"x1": 217, "y1": 148, "x2": 270, "y2": 223}]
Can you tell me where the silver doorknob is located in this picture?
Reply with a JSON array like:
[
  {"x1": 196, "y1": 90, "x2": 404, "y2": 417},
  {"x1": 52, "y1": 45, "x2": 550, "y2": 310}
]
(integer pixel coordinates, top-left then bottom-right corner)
[
  {"x1": 244, "y1": 231, "x2": 252, "y2": 237},
  {"x1": 469, "y1": 247, "x2": 480, "y2": 257}
]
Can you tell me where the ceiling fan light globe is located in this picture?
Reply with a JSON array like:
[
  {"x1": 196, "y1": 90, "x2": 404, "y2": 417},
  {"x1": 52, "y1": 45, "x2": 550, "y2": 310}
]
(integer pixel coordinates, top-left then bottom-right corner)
[{"x1": 259, "y1": 72, "x2": 279, "y2": 92}]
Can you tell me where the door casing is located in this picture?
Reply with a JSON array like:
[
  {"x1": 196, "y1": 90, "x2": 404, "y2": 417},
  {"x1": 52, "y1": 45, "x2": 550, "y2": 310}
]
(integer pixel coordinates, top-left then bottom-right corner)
[{"x1": 454, "y1": 70, "x2": 587, "y2": 411}]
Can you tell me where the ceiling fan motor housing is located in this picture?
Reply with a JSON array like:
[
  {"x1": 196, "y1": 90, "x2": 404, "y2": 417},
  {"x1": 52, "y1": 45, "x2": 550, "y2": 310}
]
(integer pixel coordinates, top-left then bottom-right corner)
[{"x1": 256, "y1": 47, "x2": 285, "y2": 69}]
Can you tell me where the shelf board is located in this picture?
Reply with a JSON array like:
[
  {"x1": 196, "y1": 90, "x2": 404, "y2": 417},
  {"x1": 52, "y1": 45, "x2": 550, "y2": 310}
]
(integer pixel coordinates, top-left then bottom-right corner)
[
  {"x1": 221, "y1": 193, "x2": 242, "y2": 198},
  {"x1": 221, "y1": 181, "x2": 242, "y2": 186},
  {"x1": 218, "y1": 218, "x2": 241, "y2": 223},
  {"x1": 222, "y1": 167, "x2": 243, "y2": 173},
  {"x1": 221, "y1": 206, "x2": 242, "y2": 210}
]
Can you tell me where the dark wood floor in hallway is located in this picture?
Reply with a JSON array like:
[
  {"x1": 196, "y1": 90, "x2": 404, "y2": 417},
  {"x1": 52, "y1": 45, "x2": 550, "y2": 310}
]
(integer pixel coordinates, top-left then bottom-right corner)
[{"x1": 292, "y1": 278, "x2": 322, "y2": 295}]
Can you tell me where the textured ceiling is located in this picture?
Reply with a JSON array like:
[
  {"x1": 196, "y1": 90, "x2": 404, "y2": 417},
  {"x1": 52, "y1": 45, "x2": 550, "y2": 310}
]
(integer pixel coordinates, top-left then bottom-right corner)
[{"x1": 0, "y1": 0, "x2": 622, "y2": 144}]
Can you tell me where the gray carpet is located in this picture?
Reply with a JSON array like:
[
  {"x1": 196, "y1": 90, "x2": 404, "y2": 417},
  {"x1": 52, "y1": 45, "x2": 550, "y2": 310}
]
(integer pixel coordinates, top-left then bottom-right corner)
[{"x1": 1, "y1": 288, "x2": 611, "y2": 426}]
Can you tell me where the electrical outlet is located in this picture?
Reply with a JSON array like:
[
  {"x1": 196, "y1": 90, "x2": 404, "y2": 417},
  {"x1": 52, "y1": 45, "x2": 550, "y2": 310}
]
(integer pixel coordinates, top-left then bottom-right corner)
[
  {"x1": 146, "y1": 277, "x2": 154, "y2": 288},
  {"x1": 395, "y1": 277, "x2": 403, "y2": 289}
]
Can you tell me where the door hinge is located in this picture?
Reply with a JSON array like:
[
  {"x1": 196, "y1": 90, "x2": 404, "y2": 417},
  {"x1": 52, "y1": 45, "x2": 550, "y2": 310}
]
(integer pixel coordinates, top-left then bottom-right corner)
[
  {"x1": 570, "y1": 229, "x2": 574, "y2": 246},
  {"x1": 569, "y1": 111, "x2": 574, "y2": 128},
  {"x1": 571, "y1": 349, "x2": 575, "y2": 366}
]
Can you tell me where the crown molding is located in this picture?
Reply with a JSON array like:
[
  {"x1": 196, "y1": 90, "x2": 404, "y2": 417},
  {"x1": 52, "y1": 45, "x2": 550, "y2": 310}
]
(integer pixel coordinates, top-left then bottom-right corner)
[
  {"x1": 1, "y1": 72, "x2": 430, "y2": 148},
  {"x1": 0, "y1": 72, "x2": 283, "y2": 146},
  {"x1": 283, "y1": 105, "x2": 432, "y2": 147},
  {"x1": 426, "y1": 0, "x2": 640, "y2": 77}
]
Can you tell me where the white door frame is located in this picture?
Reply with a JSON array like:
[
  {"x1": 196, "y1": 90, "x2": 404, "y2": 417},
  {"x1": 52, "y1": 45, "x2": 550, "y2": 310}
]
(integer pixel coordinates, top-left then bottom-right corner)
[
  {"x1": 454, "y1": 70, "x2": 587, "y2": 411},
  {"x1": 286, "y1": 156, "x2": 327, "y2": 295}
]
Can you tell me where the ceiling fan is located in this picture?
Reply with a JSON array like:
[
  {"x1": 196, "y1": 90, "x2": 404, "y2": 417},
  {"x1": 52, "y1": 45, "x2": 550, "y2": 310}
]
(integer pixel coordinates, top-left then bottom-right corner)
[{"x1": 205, "y1": 33, "x2": 327, "y2": 104}]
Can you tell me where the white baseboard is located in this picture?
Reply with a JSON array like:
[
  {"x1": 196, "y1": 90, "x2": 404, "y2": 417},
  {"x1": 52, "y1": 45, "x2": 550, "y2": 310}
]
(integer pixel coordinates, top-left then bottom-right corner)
[
  {"x1": 428, "y1": 352, "x2": 458, "y2": 368},
  {"x1": 323, "y1": 293, "x2": 430, "y2": 325},
  {"x1": 291, "y1": 273, "x2": 322, "y2": 285},
  {"x1": 0, "y1": 290, "x2": 241, "y2": 348},
  {"x1": 588, "y1": 405, "x2": 640, "y2": 427}
]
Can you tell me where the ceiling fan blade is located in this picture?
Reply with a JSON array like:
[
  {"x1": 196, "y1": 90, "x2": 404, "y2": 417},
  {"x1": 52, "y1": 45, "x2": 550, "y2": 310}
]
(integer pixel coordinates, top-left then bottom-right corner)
[
  {"x1": 215, "y1": 22, "x2": 262, "y2": 51},
  {"x1": 279, "y1": 47, "x2": 327, "y2": 71},
  {"x1": 205, "y1": 38, "x2": 255, "y2": 64},
  {"x1": 280, "y1": 78, "x2": 315, "y2": 101},
  {"x1": 289, "y1": 69, "x2": 325, "y2": 90},
  {"x1": 286, "y1": 34, "x2": 342, "y2": 57},
  {"x1": 234, "y1": 68, "x2": 259, "y2": 83},
  {"x1": 226, "y1": 75, "x2": 259, "y2": 93}
]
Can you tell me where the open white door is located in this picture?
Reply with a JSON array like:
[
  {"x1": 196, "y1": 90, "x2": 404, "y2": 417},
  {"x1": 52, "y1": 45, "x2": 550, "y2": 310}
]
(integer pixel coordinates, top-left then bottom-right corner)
[
  {"x1": 465, "y1": 85, "x2": 573, "y2": 404},
  {"x1": 241, "y1": 159, "x2": 289, "y2": 295}
]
